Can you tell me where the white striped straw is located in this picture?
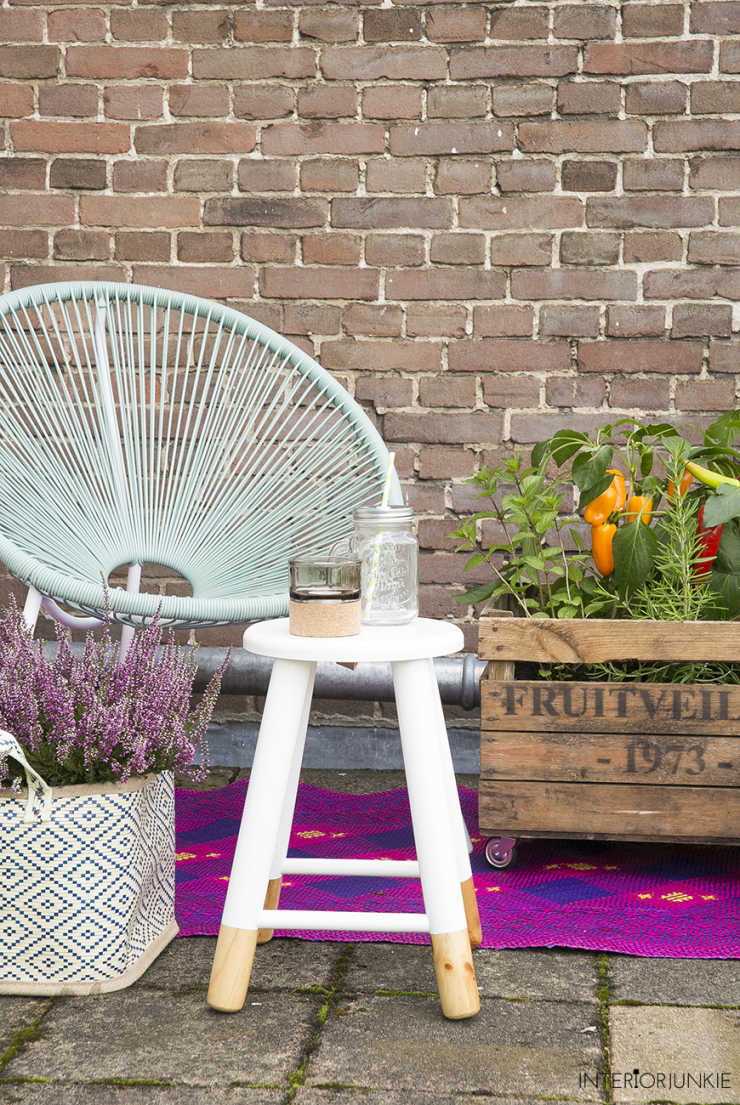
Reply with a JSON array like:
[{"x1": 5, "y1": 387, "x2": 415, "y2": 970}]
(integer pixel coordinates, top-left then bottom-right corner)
[{"x1": 364, "y1": 452, "x2": 395, "y2": 620}]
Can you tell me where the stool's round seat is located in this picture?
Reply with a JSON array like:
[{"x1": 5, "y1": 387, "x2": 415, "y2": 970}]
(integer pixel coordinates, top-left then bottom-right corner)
[{"x1": 243, "y1": 617, "x2": 464, "y2": 662}]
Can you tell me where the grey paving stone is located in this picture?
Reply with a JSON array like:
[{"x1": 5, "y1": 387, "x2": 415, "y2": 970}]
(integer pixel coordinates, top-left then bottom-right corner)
[
  {"x1": 235, "y1": 770, "x2": 478, "y2": 794},
  {"x1": 610, "y1": 954, "x2": 740, "y2": 1008},
  {"x1": 3, "y1": 990, "x2": 319, "y2": 1087},
  {"x1": 0, "y1": 1087, "x2": 283, "y2": 1104},
  {"x1": 296, "y1": 1092, "x2": 543, "y2": 1105},
  {"x1": 343, "y1": 943, "x2": 598, "y2": 1003},
  {"x1": 0, "y1": 998, "x2": 50, "y2": 1056},
  {"x1": 175, "y1": 767, "x2": 238, "y2": 792},
  {"x1": 307, "y1": 994, "x2": 605, "y2": 1099},
  {"x1": 609, "y1": 1005, "x2": 740, "y2": 1104},
  {"x1": 136, "y1": 935, "x2": 341, "y2": 993}
]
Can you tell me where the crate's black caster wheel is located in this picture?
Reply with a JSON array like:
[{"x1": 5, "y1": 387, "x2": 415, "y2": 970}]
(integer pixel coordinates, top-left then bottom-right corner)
[{"x1": 484, "y1": 837, "x2": 518, "y2": 869}]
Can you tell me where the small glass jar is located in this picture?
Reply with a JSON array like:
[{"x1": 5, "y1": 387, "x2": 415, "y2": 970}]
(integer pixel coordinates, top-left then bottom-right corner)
[
  {"x1": 289, "y1": 556, "x2": 362, "y2": 637},
  {"x1": 334, "y1": 505, "x2": 418, "y2": 625}
]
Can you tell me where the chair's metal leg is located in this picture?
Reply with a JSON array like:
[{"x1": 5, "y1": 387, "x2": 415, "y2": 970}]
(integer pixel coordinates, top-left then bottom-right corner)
[{"x1": 119, "y1": 562, "x2": 142, "y2": 662}]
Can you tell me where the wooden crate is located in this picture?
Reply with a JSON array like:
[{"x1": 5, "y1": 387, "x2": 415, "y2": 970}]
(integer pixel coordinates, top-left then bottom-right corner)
[{"x1": 478, "y1": 610, "x2": 740, "y2": 845}]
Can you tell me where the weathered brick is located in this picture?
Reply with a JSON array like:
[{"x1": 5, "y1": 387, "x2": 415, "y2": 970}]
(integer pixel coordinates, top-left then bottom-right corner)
[
  {"x1": 48, "y1": 8, "x2": 106, "y2": 42},
  {"x1": 136, "y1": 124, "x2": 256, "y2": 156},
  {"x1": 644, "y1": 268, "x2": 740, "y2": 298},
  {"x1": 606, "y1": 306, "x2": 666, "y2": 337},
  {"x1": 49, "y1": 158, "x2": 106, "y2": 190},
  {"x1": 0, "y1": 46, "x2": 59, "y2": 79},
  {"x1": 285, "y1": 303, "x2": 341, "y2": 335},
  {"x1": 173, "y1": 160, "x2": 232, "y2": 192},
  {"x1": 235, "y1": 10, "x2": 293, "y2": 42},
  {"x1": 560, "y1": 161, "x2": 617, "y2": 192},
  {"x1": 688, "y1": 232, "x2": 740, "y2": 265},
  {"x1": 67, "y1": 46, "x2": 187, "y2": 79},
  {"x1": 692, "y1": 1, "x2": 740, "y2": 33},
  {"x1": 721, "y1": 42, "x2": 740, "y2": 73},
  {"x1": 241, "y1": 233, "x2": 296, "y2": 263},
  {"x1": 406, "y1": 303, "x2": 467, "y2": 337},
  {"x1": 343, "y1": 303, "x2": 403, "y2": 336},
  {"x1": 110, "y1": 9, "x2": 167, "y2": 42},
  {"x1": 39, "y1": 84, "x2": 98, "y2": 117},
  {"x1": 402, "y1": 486, "x2": 446, "y2": 516},
  {"x1": 298, "y1": 86, "x2": 357, "y2": 119},
  {"x1": 519, "y1": 120, "x2": 647, "y2": 154},
  {"x1": 426, "y1": 8, "x2": 486, "y2": 41},
  {"x1": 430, "y1": 233, "x2": 486, "y2": 265},
  {"x1": 427, "y1": 86, "x2": 487, "y2": 119},
  {"x1": 557, "y1": 81, "x2": 621, "y2": 115},
  {"x1": 459, "y1": 195, "x2": 583, "y2": 230},
  {"x1": 113, "y1": 160, "x2": 166, "y2": 193},
  {"x1": 53, "y1": 228, "x2": 108, "y2": 261},
  {"x1": 719, "y1": 198, "x2": 740, "y2": 225},
  {"x1": 482, "y1": 375, "x2": 541, "y2": 408},
  {"x1": 365, "y1": 234, "x2": 425, "y2": 267},
  {"x1": 623, "y1": 159, "x2": 685, "y2": 191},
  {"x1": 176, "y1": 232, "x2": 232, "y2": 263},
  {"x1": 496, "y1": 160, "x2": 556, "y2": 192},
  {"x1": 366, "y1": 160, "x2": 426, "y2": 194},
  {"x1": 389, "y1": 122, "x2": 513, "y2": 156},
  {"x1": 609, "y1": 379, "x2": 671, "y2": 410},
  {"x1": 10, "y1": 121, "x2": 129, "y2": 154},
  {"x1": 511, "y1": 268, "x2": 637, "y2": 300},
  {"x1": 193, "y1": 47, "x2": 315, "y2": 81},
  {"x1": 418, "y1": 519, "x2": 468, "y2": 551},
  {"x1": 0, "y1": 158, "x2": 45, "y2": 190},
  {"x1": 355, "y1": 376, "x2": 414, "y2": 407},
  {"x1": 623, "y1": 231, "x2": 683, "y2": 262},
  {"x1": 578, "y1": 340, "x2": 703, "y2": 374},
  {"x1": 332, "y1": 197, "x2": 452, "y2": 229},
  {"x1": 420, "y1": 375, "x2": 476, "y2": 407},
  {"x1": 0, "y1": 10, "x2": 42, "y2": 40},
  {"x1": 489, "y1": 7, "x2": 549, "y2": 39},
  {"x1": 300, "y1": 159, "x2": 358, "y2": 192},
  {"x1": 299, "y1": 9, "x2": 358, "y2": 40},
  {"x1": 385, "y1": 410, "x2": 503, "y2": 444},
  {"x1": 511, "y1": 412, "x2": 609, "y2": 442},
  {"x1": 169, "y1": 85, "x2": 230, "y2": 118},
  {"x1": 104, "y1": 86, "x2": 163, "y2": 121},
  {"x1": 262, "y1": 123, "x2": 384, "y2": 156},
  {"x1": 676, "y1": 379, "x2": 737, "y2": 410},
  {"x1": 320, "y1": 338, "x2": 440, "y2": 371},
  {"x1": 625, "y1": 81, "x2": 688, "y2": 115},
  {"x1": 546, "y1": 375, "x2": 605, "y2": 407},
  {"x1": 0, "y1": 194, "x2": 74, "y2": 226},
  {"x1": 385, "y1": 269, "x2": 505, "y2": 300},
  {"x1": 448, "y1": 340, "x2": 571, "y2": 373},
  {"x1": 419, "y1": 448, "x2": 475, "y2": 479},
  {"x1": 362, "y1": 85, "x2": 422, "y2": 119},
  {"x1": 172, "y1": 11, "x2": 229, "y2": 44},
  {"x1": 0, "y1": 84, "x2": 34, "y2": 117},
  {"x1": 206, "y1": 196, "x2": 326, "y2": 229},
  {"x1": 11, "y1": 264, "x2": 124, "y2": 291},
  {"x1": 81, "y1": 196, "x2": 200, "y2": 228},
  {"x1": 234, "y1": 87, "x2": 294, "y2": 120},
  {"x1": 473, "y1": 305, "x2": 533, "y2": 337},
  {"x1": 116, "y1": 231, "x2": 171, "y2": 262},
  {"x1": 672, "y1": 303, "x2": 733, "y2": 338},
  {"x1": 434, "y1": 160, "x2": 491, "y2": 195},
  {"x1": 322, "y1": 46, "x2": 446, "y2": 80},
  {"x1": 490, "y1": 233, "x2": 552, "y2": 266},
  {"x1": 541, "y1": 305, "x2": 601, "y2": 338},
  {"x1": 492, "y1": 83, "x2": 552, "y2": 117},
  {"x1": 553, "y1": 5, "x2": 617, "y2": 39},
  {"x1": 133, "y1": 266, "x2": 255, "y2": 300},
  {"x1": 584, "y1": 42, "x2": 713, "y2": 75},
  {"x1": 0, "y1": 230, "x2": 47, "y2": 259},
  {"x1": 450, "y1": 45, "x2": 577, "y2": 79},
  {"x1": 691, "y1": 81, "x2": 740, "y2": 115},
  {"x1": 239, "y1": 159, "x2": 297, "y2": 192},
  {"x1": 622, "y1": 4, "x2": 684, "y2": 37},
  {"x1": 587, "y1": 196, "x2": 713, "y2": 228},
  {"x1": 656, "y1": 119, "x2": 740, "y2": 153},
  {"x1": 690, "y1": 157, "x2": 740, "y2": 191},
  {"x1": 560, "y1": 231, "x2": 619, "y2": 266},
  {"x1": 260, "y1": 267, "x2": 378, "y2": 300},
  {"x1": 709, "y1": 341, "x2": 740, "y2": 374},
  {"x1": 303, "y1": 232, "x2": 361, "y2": 265},
  {"x1": 364, "y1": 9, "x2": 421, "y2": 40}
]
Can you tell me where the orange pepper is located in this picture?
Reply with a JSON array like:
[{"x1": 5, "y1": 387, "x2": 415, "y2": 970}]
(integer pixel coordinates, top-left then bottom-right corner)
[
  {"x1": 583, "y1": 470, "x2": 625, "y2": 526},
  {"x1": 607, "y1": 469, "x2": 627, "y2": 512},
  {"x1": 626, "y1": 495, "x2": 653, "y2": 525},
  {"x1": 591, "y1": 522, "x2": 617, "y2": 576},
  {"x1": 667, "y1": 470, "x2": 693, "y2": 499}
]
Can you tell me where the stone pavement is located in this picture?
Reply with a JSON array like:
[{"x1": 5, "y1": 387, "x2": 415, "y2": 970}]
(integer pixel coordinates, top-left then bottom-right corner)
[{"x1": 1, "y1": 770, "x2": 739, "y2": 1105}]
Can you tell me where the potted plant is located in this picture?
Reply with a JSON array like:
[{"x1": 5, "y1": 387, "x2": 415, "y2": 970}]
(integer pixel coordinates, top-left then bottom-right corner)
[
  {"x1": 449, "y1": 413, "x2": 740, "y2": 867},
  {"x1": 0, "y1": 598, "x2": 226, "y2": 995}
]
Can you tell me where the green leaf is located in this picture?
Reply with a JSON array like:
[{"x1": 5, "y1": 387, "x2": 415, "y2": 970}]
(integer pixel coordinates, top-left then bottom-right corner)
[
  {"x1": 550, "y1": 429, "x2": 590, "y2": 466},
  {"x1": 569, "y1": 527, "x2": 586, "y2": 553},
  {"x1": 453, "y1": 582, "x2": 498, "y2": 605},
  {"x1": 701, "y1": 484, "x2": 740, "y2": 528},
  {"x1": 577, "y1": 472, "x2": 614, "y2": 511},
  {"x1": 557, "y1": 605, "x2": 579, "y2": 619},
  {"x1": 530, "y1": 439, "x2": 550, "y2": 467},
  {"x1": 612, "y1": 519, "x2": 658, "y2": 596},
  {"x1": 704, "y1": 410, "x2": 740, "y2": 449},
  {"x1": 571, "y1": 445, "x2": 612, "y2": 492}
]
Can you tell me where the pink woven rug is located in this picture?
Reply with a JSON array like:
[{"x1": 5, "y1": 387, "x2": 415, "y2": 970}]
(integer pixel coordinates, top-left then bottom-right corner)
[{"x1": 175, "y1": 780, "x2": 740, "y2": 957}]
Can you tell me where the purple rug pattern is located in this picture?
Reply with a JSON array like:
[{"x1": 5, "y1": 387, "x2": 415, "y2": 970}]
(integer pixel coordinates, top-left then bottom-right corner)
[{"x1": 175, "y1": 780, "x2": 740, "y2": 957}]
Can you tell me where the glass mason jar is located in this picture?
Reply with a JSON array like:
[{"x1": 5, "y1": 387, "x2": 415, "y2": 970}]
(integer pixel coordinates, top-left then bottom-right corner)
[{"x1": 333, "y1": 505, "x2": 418, "y2": 625}]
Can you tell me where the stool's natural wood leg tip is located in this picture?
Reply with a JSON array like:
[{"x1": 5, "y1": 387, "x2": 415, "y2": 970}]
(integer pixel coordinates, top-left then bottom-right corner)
[
  {"x1": 257, "y1": 877, "x2": 283, "y2": 944},
  {"x1": 431, "y1": 929, "x2": 480, "y2": 1020},
  {"x1": 207, "y1": 925, "x2": 258, "y2": 1012},
  {"x1": 461, "y1": 876, "x2": 483, "y2": 950}
]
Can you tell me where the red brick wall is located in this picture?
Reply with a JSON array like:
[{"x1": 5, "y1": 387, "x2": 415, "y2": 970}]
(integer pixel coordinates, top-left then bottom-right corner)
[{"x1": 1, "y1": 1, "x2": 740, "y2": 657}]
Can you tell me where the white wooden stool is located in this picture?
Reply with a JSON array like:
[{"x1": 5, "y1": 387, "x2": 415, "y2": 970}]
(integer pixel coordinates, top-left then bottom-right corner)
[{"x1": 207, "y1": 617, "x2": 481, "y2": 1021}]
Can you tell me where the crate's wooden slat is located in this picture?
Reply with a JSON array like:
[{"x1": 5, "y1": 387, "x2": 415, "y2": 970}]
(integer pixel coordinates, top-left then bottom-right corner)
[
  {"x1": 478, "y1": 615, "x2": 740, "y2": 663},
  {"x1": 481, "y1": 679, "x2": 740, "y2": 735},
  {"x1": 481, "y1": 730, "x2": 740, "y2": 785},
  {"x1": 478, "y1": 780, "x2": 740, "y2": 840}
]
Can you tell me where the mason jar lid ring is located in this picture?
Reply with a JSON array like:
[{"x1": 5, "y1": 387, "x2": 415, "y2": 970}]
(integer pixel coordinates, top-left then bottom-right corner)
[{"x1": 354, "y1": 504, "x2": 414, "y2": 526}]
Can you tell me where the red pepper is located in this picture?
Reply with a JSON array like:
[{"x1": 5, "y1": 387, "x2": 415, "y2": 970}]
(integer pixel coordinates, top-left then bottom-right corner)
[{"x1": 695, "y1": 502, "x2": 723, "y2": 579}]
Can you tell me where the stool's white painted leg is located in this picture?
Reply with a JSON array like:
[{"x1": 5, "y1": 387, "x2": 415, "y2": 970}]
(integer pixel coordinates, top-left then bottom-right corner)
[
  {"x1": 392, "y1": 658, "x2": 479, "y2": 1020},
  {"x1": 428, "y1": 659, "x2": 482, "y2": 949},
  {"x1": 258, "y1": 662, "x2": 316, "y2": 944},
  {"x1": 23, "y1": 586, "x2": 42, "y2": 632},
  {"x1": 208, "y1": 658, "x2": 315, "y2": 1013}
]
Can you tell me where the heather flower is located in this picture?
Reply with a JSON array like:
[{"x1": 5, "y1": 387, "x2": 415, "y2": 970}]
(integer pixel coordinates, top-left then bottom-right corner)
[{"x1": 0, "y1": 596, "x2": 228, "y2": 789}]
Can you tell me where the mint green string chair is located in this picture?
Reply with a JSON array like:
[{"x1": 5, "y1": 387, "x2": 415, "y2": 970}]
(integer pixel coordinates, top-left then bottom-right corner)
[{"x1": 0, "y1": 282, "x2": 400, "y2": 646}]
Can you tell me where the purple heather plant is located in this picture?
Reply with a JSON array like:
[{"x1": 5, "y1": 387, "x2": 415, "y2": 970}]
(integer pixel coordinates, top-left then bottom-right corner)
[{"x1": 0, "y1": 596, "x2": 227, "y2": 790}]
